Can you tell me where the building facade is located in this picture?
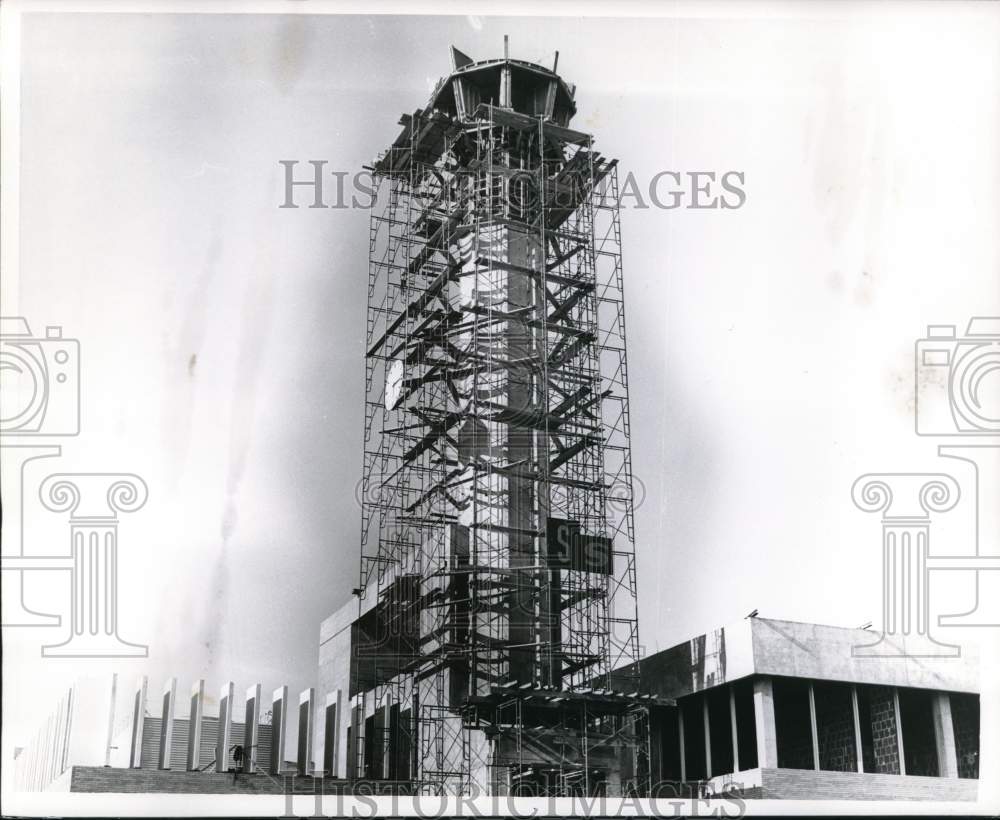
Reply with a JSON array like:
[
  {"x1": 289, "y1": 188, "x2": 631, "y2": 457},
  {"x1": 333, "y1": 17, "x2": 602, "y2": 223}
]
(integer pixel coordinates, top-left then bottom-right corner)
[{"x1": 615, "y1": 618, "x2": 980, "y2": 800}]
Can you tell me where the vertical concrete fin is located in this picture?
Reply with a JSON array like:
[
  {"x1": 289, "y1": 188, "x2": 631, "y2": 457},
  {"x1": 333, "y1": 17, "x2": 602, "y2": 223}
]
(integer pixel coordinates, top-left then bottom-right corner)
[
  {"x1": 216, "y1": 682, "x2": 234, "y2": 773},
  {"x1": 187, "y1": 680, "x2": 204, "y2": 771},
  {"x1": 324, "y1": 689, "x2": 343, "y2": 778},
  {"x1": 244, "y1": 683, "x2": 262, "y2": 773},
  {"x1": 104, "y1": 673, "x2": 118, "y2": 768},
  {"x1": 129, "y1": 676, "x2": 147, "y2": 768},
  {"x1": 270, "y1": 685, "x2": 288, "y2": 775},
  {"x1": 297, "y1": 687, "x2": 315, "y2": 776},
  {"x1": 158, "y1": 678, "x2": 176, "y2": 770}
]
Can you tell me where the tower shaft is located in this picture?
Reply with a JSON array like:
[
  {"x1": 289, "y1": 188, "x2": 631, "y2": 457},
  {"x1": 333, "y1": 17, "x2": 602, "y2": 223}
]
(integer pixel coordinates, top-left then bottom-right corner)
[{"x1": 354, "y1": 48, "x2": 646, "y2": 795}]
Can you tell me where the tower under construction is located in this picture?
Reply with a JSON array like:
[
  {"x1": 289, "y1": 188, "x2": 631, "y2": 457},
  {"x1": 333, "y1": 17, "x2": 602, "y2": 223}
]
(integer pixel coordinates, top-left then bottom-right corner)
[
  {"x1": 9, "y1": 33, "x2": 985, "y2": 809},
  {"x1": 341, "y1": 40, "x2": 655, "y2": 796}
]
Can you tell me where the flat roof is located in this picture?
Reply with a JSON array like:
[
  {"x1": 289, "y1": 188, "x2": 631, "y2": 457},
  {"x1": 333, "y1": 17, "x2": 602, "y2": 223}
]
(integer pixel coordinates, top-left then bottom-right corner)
[{"x1": 613, "y1": 617, "x2": 979, "y2": 698}]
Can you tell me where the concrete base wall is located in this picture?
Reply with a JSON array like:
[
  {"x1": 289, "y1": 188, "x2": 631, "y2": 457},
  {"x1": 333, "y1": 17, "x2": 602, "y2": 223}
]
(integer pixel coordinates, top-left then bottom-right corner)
[
  {"x1": 759, "y1": 767, "x2": 977, "y2": 800},
  {"x1": 61, "y1": 764, "x2": 978, "y2": 801},
  {"x1": 64, "y1": 766, "x2": 338, "y2": 794}
]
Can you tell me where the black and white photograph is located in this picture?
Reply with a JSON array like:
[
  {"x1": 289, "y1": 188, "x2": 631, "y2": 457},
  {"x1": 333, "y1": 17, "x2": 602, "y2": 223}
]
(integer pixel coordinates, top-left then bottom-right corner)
[{"x1": 1, "y1": 1, "x2": 997, "y2": 816}]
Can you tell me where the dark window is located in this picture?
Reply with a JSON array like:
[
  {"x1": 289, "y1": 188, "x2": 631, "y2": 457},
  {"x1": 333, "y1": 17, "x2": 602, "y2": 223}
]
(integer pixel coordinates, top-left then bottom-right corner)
[
  {"x1": 706, "y1": 687, "x2": 734, "y2": 776},
  {"x1": 733, "y1": 678, "x2": 758, "y2": 771},
  {"x1": 773, "y1": 677, "x2": 813, "y2": 770},
  {"x1": 897, "y1": 687, "x2": 938, "y2": 777},
  {"x1": 346, "y1": 725, "x2": 355, "y2": 779},
  {"x1": 395, "y1": 707, "x2": 413, "y2": 782},
  {"x1": 323, "y1": 702, "x2": 338, "y2": 776},
  {"x1": 680, "y1": 695, "x2": 706, "y2": 781},
  {"x1": 649, "y1": 704, "x2": 681, "y2": 783},
  {"x1": 950, "y1": 693, "x2": 979, "y2": 779},
  {"x1": 363, "y1": 714, "x2": 375, "y2": 778}
]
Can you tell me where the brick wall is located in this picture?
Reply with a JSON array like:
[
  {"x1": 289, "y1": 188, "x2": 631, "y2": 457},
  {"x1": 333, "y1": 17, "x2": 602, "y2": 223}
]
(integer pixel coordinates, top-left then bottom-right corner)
[
  {"x1": 760, "y1": 767, "x2": 976, "y2": 801},
  {"x1": 65, "y1": 765, "x2": 978, "y2": 801},
  {"x1": 67, "y1": 766, "x2": 340, "y2": 794},
  {"x1": 814, "y1": 682, "x2": 856, "y2": 772},
  {"x1": 866, "y1": 686, "x2": 900, "y2": 774}
]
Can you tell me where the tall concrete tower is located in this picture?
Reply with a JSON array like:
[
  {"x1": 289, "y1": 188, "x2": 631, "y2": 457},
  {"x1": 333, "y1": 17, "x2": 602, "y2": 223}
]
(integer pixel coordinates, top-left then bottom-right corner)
[{"x1": 352, "y1": 39, "x2": 651, "y2": 795}]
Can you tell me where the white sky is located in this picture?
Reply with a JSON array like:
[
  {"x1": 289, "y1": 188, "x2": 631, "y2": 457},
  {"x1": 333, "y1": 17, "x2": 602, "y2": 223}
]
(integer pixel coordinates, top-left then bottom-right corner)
[{"x1": 3, "y1": 2, "x2": 1000, "y2": 790}]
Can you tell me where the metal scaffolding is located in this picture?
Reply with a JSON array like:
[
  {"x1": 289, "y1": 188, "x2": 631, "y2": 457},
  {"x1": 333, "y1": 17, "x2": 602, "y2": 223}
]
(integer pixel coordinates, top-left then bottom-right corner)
[{"x1": 351, "y1": 43, "x2": 652, "y2": 796}]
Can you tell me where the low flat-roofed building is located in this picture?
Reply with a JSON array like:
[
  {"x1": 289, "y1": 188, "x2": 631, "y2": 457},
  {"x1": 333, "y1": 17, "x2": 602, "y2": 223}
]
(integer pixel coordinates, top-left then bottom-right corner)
[{"x1": 612, "y1": 617, "x2": 980, "y2": 800}]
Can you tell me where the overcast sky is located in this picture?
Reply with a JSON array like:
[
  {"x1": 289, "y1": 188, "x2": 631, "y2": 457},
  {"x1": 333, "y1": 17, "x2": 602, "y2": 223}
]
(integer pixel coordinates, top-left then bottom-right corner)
[{"x1": 3, "y1": 4, "x2": 1000, "y2": 769}]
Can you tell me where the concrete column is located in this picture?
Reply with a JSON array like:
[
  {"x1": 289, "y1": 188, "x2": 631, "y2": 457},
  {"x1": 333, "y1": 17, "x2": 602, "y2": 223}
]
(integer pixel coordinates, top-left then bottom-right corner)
[
  {"x1": 702, "y1": 698, "x2": 712, "y2": 779},
  {"x1": 270, "y1": 685, "x2": 288, "y2": 775},
  {"x1": 893, "y1": 688, "x2": 906, "y2": 776},
  {"x1": 752, "y1": 676, "x2": 778, "y2": 769},
  {"x1": 187, "y1": 680, "x2": 204, "y2": 771},
  {"x1": 129, "y1": 676, "x2": 147, "y2": 767},
  {"x1": 297, "y1": 687, "x2": 315, "y2": 776},
  {"x1": 158, "y1": 678, "x2": 176, "y2": 770},
  {"x1": 850, "y1": 686, "x2": 864, "y2": 773},
  {"x1": 677, "y1": 707, "x2": 686, "y2": 781},
  {"x1": 500, "y1": 36, "x2": 512, "y2": 107},
  {"x1": 244, "y1": 684, "x2": 261, "y2": 773},
  {"x1": 216, "y1": 682, "x2": 234, "y2": 773},
  {"x1": 932, "y1": 692, "x2": 959, "y2": 778},
  {"x1": 729, "y1": 687, "x2": 740, "y2": 773},
  {"x1": 807, "y1": 683, "x2": 820, "y2": 771}
]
